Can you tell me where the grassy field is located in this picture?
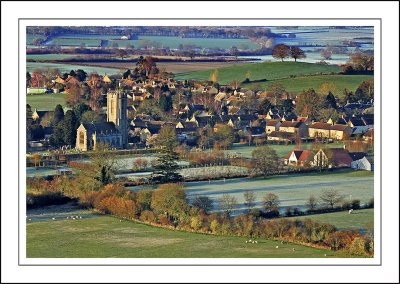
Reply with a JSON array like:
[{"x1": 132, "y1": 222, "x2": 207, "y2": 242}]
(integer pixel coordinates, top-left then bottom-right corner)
[
  {"x1": 174, "y1": 61, "x2": 342, "y2": 84},
  {"x1": 26, "y1": 215, "x2": 336, "y2": 258},
  {"x1": 184, "y1": 170, "x2": 374, "y2": 214},
  {"x1": 242, "y1": 74, "x2": 373, "y2": 94},
  {"x1": 27, "y1": 62, "x2": 121, "y2": 75},
  {"x1": 285, "y1": 208, "x2": 374, "y2": 233},
  {"x1": 26, "y1": 93, "x2": 68, "y2": 110},
  {"x1": 226, "y1": 142, "x2": 345, "y2": 158}
]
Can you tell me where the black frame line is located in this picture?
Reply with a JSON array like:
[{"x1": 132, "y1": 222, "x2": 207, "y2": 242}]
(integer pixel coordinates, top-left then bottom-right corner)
[{"x1": 18, "y1": 17, "x2": 382, "y2": 267}]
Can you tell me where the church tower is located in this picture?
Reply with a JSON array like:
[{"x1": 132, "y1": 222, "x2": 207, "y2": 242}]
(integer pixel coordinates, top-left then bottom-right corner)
[{"x1": 107, "y1": 89, "x2": 128, "y2": 148}]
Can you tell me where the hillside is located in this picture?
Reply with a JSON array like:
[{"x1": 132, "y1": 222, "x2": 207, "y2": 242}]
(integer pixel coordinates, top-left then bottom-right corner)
[{"x1": 174, "y1": 61, "x2": 343, "y2": 84}]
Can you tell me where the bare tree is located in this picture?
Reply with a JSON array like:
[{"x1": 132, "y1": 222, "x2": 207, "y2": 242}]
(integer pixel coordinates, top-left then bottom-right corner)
[
  {"x1": 219, "y1": 194, "x2": 238, "y2": 216},
  {"x1": 192, "y1": 195, "x2": 213, "y2": 214},
  {"x1": 306, "y1": 194, "x2": 318, "y2": 211},
  {"x1": 320, "y1": 189, "x2": 344, "y2": 209},
  {"x1": 243, "y1": 190, "x2": 256, "y2": 212}
]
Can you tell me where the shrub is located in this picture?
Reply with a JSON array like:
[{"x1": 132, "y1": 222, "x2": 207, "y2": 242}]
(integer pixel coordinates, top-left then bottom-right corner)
[
  {"x1": 26, "y1": 192, "x2": 72, "y2": 209},
  {"x1": 285, "y1": 207, "x2": 293, "y2": 217},
  {"x1": 210, "y1": 219, "x2": 219, "y2": 234},
  {"x1": 139, "y1": 210, "x2": 156, "y2": 223},
  {"x1": 348, "y1": 237, "x2": 368, "y2": 256},
  {"x1": 79, "y1": 191, "x2": 99, "y2": 208}
]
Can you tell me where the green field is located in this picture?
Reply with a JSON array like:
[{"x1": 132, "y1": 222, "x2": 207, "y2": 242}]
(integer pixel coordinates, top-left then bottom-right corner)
[
  {"x1": 27, "y1": 93, "x2": 68, "y2": 110},
  {"x1": 27, "y1": 54, "x2": 83, "y2": 61},
  {"x1": 286, "y1": 208, "x2": 374, "y2": 232},
  {"x1": 184, "y1": 170, "x2": 374, "y2": 214},
  {"x1": 26, "y1": 215, "x2": 336, "y2": 258},
  {"x1": 226, "y1": 142, "x2": 345, "y2": 158},
  {"x1": 242, "y1": 74, "x2": 373, "y2": 94},
  {"x1": 174, "y1": 61, "x2": 342, "y2": 84}
]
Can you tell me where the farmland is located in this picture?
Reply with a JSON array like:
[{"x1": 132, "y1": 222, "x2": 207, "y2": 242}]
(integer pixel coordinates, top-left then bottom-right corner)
[
  {"x1": 285, "y1": 208, "x2": 374, "y2": 233},
  {"x1": 174, "y1": 61, "x2": 342, "y2": 84},
  {"x1": 183, "y1": 170, "x2": 374, "y2": 214},
  {"x1": 242, "y1": 74, "x2": 373, "y2": 94},
  {"x1": 26, "y1": 93, "x2": 68, "y2": 110},
  {"x1": 26, "y1": 214, "x2": 337, "y2": 258}
]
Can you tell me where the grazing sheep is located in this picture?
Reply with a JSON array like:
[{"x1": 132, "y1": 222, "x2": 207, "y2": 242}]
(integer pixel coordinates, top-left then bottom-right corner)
[
  {"x1": 66, "y1": 217, "x2": 69, "y2": 219},
  {"x1": 52, "y1": 218, "x2": 56, "y2": 220},
  {"x1": 28, "y1": 219, "x2": 32, "y2": 221},
  {"x1": 275, "y1": 246, "x2": 279, "y2": 249},
  {"x1": 72, "y1": 217, "x2": 76, "y2": 220},
  {"x1": 324, "y1": 254, "x2": 327, "y2": 257},
  {"x1": 245, "y1": 241, "x2": 248, "y2": 243},
  {"x1": 120, "y1": 220, "x2": 122, "y2": 222},
  {"x1": 249, "y1": 239, "x2": 252, "y2": 242},
  {"x1": 79, "y1": 216, "x2": 82, "y2": 219},
  {"x1": 255, "y1": 240, "x2": 258, "y2": 244},
  {"x1": 348, "y1": 209, "x2": 353, "y2": 214},
  {"x1": 292, "y1": 248, "x2": 296, "y2": 251}
]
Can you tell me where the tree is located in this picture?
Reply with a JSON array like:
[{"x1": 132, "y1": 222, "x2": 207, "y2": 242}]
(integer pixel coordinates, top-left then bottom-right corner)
[
  {"x1": 258, "y1": 98, "x2": 272, "y2": 114},
  {"x1": 290, "y1": 46, "x2": 306, "y2": 62},
  {"x1": 325, "y1": 92, "x2": 338, "y2": 109},
  {"x1": 26, "y1": 72, "x2": 32, "y2": 87},
  {"x1": 75, "y1": 69, "x2": 88, "y2": 82},
  {"x1": 62, "y1": 110, "x2": 79, "y2": 146},
  {"x1": 137, "y1": 189, "x2": 153, "y2": 211},
  {"x1": 262, "y1": 193, "x2": 280, "y2": 217},
  {"x1": 320, "y1": 189, "x2": 345, "y2": 209},
  {"x1": 152, "y1": 126, "x2": 182, "y2": 183},
  {"x1": 53, "y1": 104, "x2": 65, "y2": 126},
  {"x1": 230, "y1": 46, "x2": 239, "y2": 61},
  {"x1": 251, "y1": 146, "x2": 279, "y2": 177},
  {"x1": 142, "y1": 56, "x2": 156, "y2": 77},
  {"x1": 86, "y1": 142, "x2": 120, "y2": 185},
  {"x1": 151, "y1": 183, "x2": 188, "y2": 221},
  {"x1": 219, "y1": 194, "x2": 238, "y2": 216},
  {"x1": 209, "y1": 69, "x2": 219, "y2": 84},
  {"x1": 197, "y1": 125, "x2": 214, "y2": 149},
  {"x1": 320, "y1": 49, "x2": 332, "y2": 60},
  {"x1": 158, "y1": 93, "x2": 173, "y2": 112},
  {"x1": 81, "y1": 110, "x2": 101, "y2": 123},
  {"x1": 348, "y1": 52, "x2": 374, "y2": 71},
  {"x1": 272, "y1": 44, "x2": 290, "y2": 61},
  {"x1": 214, "y1": 124, "x2": 234, "y2": 149},
  {"x1": 191, "y1": 195, "x2": 213, "y2": 214},
  {"x1": 115, "y1": 48, "x2": 128, "y2": 60},
  {"x1": 355, "y1": 79, "x2": 374, "y2": 102},
  {"x1": 267, "y1": 83, "x2": 286, "y2": 106},
  {"x1": 306, "y1": 194, "x2": 318, "y2": 211},
  {"x1": 295, "y1": 89, "x2": 324, "y2": 119},
  {"x1": 243, "y1": 190, "x2": 256, "y2": 212}
]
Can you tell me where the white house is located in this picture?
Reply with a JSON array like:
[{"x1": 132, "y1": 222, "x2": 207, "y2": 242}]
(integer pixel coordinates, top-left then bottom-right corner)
[{"x1": 350, "y1": 153, "x2": 374, "y2": 171}]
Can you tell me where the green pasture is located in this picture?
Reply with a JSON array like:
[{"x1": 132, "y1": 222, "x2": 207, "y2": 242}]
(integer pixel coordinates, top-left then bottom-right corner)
[
  {"x1": 174, "y1": 61, "x2": 342, "y2": 84},
  {"x1": 242, "y1": 74, "x2": 374, "y2": 95},
  {"x1": 285, "y1": 208, "x2": 374, "y2": 232},
  {"x1": 26, "y1": 93, "x2": 68, "y2": 110},
  {"x1": 26, "y1": 215, "x2": 336, "y2": 258}
]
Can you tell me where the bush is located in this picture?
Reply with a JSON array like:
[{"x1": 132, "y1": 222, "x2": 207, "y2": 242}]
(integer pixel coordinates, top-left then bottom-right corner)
[
  {"x1": 26, "y1": 192, "x2": 72, "y2": 209},
  {"x1": 285, "y1": 207, "x2": 293, "y2": 217},
  {"x1": 139, "y1": 210, "x2": 156, "y2": 223},
  {"x1": 348, "y1": 237, "x2": 368, "y2": 256}
]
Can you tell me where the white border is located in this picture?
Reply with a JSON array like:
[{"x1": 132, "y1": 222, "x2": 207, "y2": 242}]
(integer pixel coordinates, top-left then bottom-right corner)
[
  {"x1": 18, "y1": 18, "x2": 381, "y2": 267},
  {"x1": 2, "y1": 1, "x2": 399, "y2": 283}
]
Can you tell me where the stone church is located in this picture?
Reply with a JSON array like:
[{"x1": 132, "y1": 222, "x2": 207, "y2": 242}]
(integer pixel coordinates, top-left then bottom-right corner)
[{"x1": 76, "y1": 91, "x2": 128, "y2": 151}]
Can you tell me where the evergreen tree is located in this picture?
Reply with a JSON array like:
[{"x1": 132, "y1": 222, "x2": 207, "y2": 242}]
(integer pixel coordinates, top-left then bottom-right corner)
[
  {"x1": 53, "y1": 104, "x2": 65, "y2": 126},
  {"x1": 62, "y1": 110, "x2": 79, "y2": 146},
  {"x1": 49, "y1": 121, "x2": 65, "y2": 147},
  {"x1": 325, "y1": 92, "x2": 337, "y2": 109}
]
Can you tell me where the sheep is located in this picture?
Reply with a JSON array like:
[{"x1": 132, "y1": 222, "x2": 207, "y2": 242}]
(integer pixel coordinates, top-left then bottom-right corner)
[
  {"x1": 252, "y1": 241, "x2": 255, "y2": 244},
  {"x1": 66, "y1": 217, "x2": 69, "y2": 219},
  {"x1": 28, "y1": 219, "x2": 32, "y2": 221},
  {"x1": 72, "y1": 217, "x2": 76, "y2": 220},
  {"x1": 120, "y1": 220, "x2": 122, "y2": 222},
  {"x1": 292, "y1": 248, "x2": 296, "y2": 251},
  {"x1": 255, "y1": 240, "x2": 258, "y2": 244},
  {"x1": 245, "y1": 241, "x2": 248, "y2": 243},
  {"x1": 324, "y1": 254, "x2": 327, "y2": 257},
  {"x1": 52, "y1": 217, "x2": 56, "y2": 221},
  {"x1": 79, "y1": 216, "x2": 82, "y2": 219},
  {"x1": 275, "y1": 246, "x2": 279, "y2": 249},
  {"x1": 348, "y1": 209, "x2": 353, "y2": 214}
]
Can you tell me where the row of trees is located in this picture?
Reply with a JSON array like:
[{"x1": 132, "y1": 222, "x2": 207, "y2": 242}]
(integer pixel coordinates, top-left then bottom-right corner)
[{"x1": 272, "y1": 44, "x2": 306, "y2": 62}]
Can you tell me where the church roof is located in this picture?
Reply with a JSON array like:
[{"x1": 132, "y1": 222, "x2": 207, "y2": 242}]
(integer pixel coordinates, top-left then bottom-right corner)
[{"x1": 82, "y1": 122, "x2": 118, "y2": 134}]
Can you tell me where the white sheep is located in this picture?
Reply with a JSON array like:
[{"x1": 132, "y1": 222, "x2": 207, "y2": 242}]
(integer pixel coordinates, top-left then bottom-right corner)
[
  {"x1": 52, "y1": 217, "x2": 56, "y2": 220},
  {"x1": 120, "y1": 220, "x2": 122, "y2": 222},
  {"x1": 255, "y1": 240, "x2": 258, "y2": 244},
  {"x1": 348, "y1": 209, "x2": 353, "y2": 214},
  {"x1": 79, "y1": 216, "x2": 82, "y2": 219},
  {"x1": 72, "y1": 217, "x2": 76, "y2": 220},
  {"x1": 275, "y1": 246, "x2": 279, "y2": 249},
  {"x1": 292, "y1": 248, "x2": 296, "y2": 251},
  {"x1": 66, "y1": 217, "x2": 69, "y2": 219},
  {"x1": 28, "y1": 219, "x2": 32, "y2": 221},
  {"x1": 324, "y1": 254, "x2": 327, "y2": 257},
  {"x1": 245, "y1": 241, "x2": 248, "y2": 243}
]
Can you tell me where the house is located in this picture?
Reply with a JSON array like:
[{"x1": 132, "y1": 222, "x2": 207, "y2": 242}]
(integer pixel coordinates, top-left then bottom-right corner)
[
  {"x1": 296, "y1": 116, "x2": 311, "y2": 125},
  {"x1": 349, "y1": 152, "x2": 373, "y2": 171},
  {"x1": 284, "y1": 149, "x2": 313, "y2": 166},
  {"x1": 308, "y1": 122, "x2": 331, "y2": 139},
  {"x1": 348, "y1": 117, "x2": 369, "y2": 135},
  {"x1": 265, "y1": 119, "x2": 281, "y2": 134},
  {"x1": 313, "y1": 148, "x2": 353, "y2": 168},
  {"x1": 278, "y1": 121, "x2": 308, "y2": 138},
  {"x1": 245, "y1": 126, "x2": 265, "y2": 138},
  {"x1": 329, "y1": 124, "x2": 352, "y2": 140},
  {"x1": 267, "y1": 131, "x2": 296, "y2": 143}
]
